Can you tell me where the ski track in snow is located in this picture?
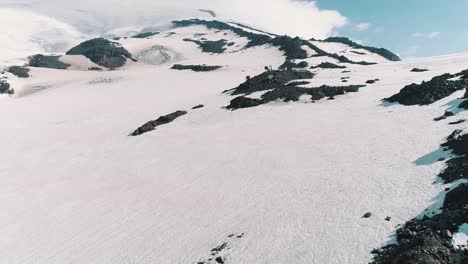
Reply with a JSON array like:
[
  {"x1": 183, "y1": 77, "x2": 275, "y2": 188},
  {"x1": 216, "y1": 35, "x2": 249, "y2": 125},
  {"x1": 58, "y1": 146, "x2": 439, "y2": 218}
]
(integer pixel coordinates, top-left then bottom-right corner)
[{"x1": 1, "y1": 23, "x2": 468, "y2": 264}]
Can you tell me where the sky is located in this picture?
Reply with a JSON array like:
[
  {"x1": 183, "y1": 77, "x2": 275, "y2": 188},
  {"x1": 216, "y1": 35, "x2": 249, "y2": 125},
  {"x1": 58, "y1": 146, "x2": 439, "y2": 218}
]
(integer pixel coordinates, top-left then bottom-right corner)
[
  {"x1": 315, "y1": 0, "x2": 468, "y2": 58},
  {"x1": 0, "y1": 0, "x2": 467, "y2": 59}
]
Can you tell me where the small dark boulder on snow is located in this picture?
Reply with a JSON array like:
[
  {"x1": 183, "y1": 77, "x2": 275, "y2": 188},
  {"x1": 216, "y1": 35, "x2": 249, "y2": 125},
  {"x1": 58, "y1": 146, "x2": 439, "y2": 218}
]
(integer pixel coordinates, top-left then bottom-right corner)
[
  {"x1": 7, "y1": 66, "x2": 30, "y2": 78},
  {"x1": 449, "y1": 119, "x2": 465, "y2": 125},
  {"x1": 384, "y1": 70, "x2": 468, "y2": 105},
  {"x1": 215, "y1": 256, "x2": 224, "y2": 264},
  {"x1": 88, "y1": 67, "x2": 103, "y2": 71},
  {"x1": 226, "y1": 96, "x2": 262, "y2": 110},
  {"x1": 385, "y1": 216, "x2": 392, "y2": 221},
  {"x1": 171, "y1": 64, "x2": 222, "y2": 72},
  {"x1": 66, "y1": 38, "x2": 132, "y2": 69},
  {"x1": 192, "y1": 104, "x2": 204, "y2": 109},
  {"x1": 0, "y1": 80, "x2": 10, "y2": 93},
  {"x1": 130, "y1": 110, "x2": 188, "y2": 136},
  {"x1": 28, "y1": 54, "x2": 70, "y2": 69},
  {"x1": 459, "y1": 99, "x2": 468, "y2": 109},
  {"x1": 366, "y1": 79, "x2": 379, "y2": 84},
  {"x1": 411, "y1": 68, "x2": 429, "y2": 72},
  {"x1": 362, "y1": 212, "x2": 372, "y2": 218}
]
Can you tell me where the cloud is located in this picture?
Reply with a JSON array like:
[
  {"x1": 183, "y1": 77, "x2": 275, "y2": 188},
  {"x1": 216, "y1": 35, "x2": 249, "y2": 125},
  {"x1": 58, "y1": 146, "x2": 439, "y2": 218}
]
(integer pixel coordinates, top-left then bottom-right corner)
[
  {"x1": 412, "y1": 32, "x2": 440, "y2": 39},
  {"x1": 355, "y1": 22, "x2": 371, "y2": 31},
  {"x1": 1, "y1": 0, "x2": 348, "y2": 39}
]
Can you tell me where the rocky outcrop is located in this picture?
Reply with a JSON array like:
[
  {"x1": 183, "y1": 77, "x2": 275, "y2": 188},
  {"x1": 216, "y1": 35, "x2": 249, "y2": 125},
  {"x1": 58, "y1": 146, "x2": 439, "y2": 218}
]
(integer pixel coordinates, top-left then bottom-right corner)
[
  {"x1": 372, "y1": 129, "x2": 468, "y2": 263},
  {"x1": 226, "y1": 69, "x2": 363, "y2": 110},
  {"x1": 130, "y1": 111, "x2": 187, "y2": 136},
  {"x1": 0, "y1": 80, "x2": 10, "y2": 93},
  {"x1": 411, "y1": 68, "x2": 429, "y2": 72},
  {"x1": 7, "y1": 66, "x2": 30, "y2": 78},
  {"x1": 183, "y1": 38, "x2": 227, "y2": 54},
  {"x1": 171, "y1": 64, "x2": 222, "y2": 72},
  {"x1": 66, "y1": 38, "x2": 132, "y2": 69},
  {"x1": 311, "y1": 62, "x2": 346, "y2": 69},
  {"x1": 384, "y1": 70, "x2": 468, "y2": 105},
  {"x1": 28, "y1": 55, "x2": 70, "y2": 69},
  {"x1": 131, "y1": 32, "x2": 159, "y2": 38}
]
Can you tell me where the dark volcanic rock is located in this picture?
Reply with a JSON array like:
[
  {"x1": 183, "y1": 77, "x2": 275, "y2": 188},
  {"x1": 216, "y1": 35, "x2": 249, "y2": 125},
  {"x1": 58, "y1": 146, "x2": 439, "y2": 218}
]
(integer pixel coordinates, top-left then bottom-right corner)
[
  {"x1": 362, "y1": 212, "x2": 372, "y2": 218},
  {"x1": 171, "y1": 64, "x2": 222, "y2": 72},
  {"x1": 88, "y1": 67, "x2": 103, "y2": 71},
  {"x1": 323, "y1": 37, "x2": 401, "y2": 61},
  {"x1": 226, "y1": 96, "x2": 262, "y2": 110},
  {"x1": 384, "y1": 70, "x2": 468, "y2": 105},
  {"x1": 7, "y1": 66, "x2": 30, "y2": 78},
  {"x1": 411, "y1": 68, "x2": 429, "y2": 72},
  {"x1": 371, "y1": 129, "x2": 468, "y2": 264},
  {"x1": 459, "y1": 99, "x2": 468, "y2": 109},
  {"x1": 130, "y1": 111, "x2": 187, "y2": 136},
  {"x1": 66, "y1": 38, "x2": 132, "y2": 69},
  {"x1": 192, "y1": 104, "x2": 204, "y2": 109},
  {"x1": 28, "y1": 54, "x2": 70, "y2": 69},
  {"x1": 448, "y1": 119, "x2": 465, "y2": 125},
  {"x1": 279, "y1": 60, "x2": 308, "y2": 70},
  {"x1": 183, "y1": 38, "x2": 227, "y2": 53},
  {"x1": 131, "y1": 32, "x2": 159, "y2": 38},
  {"x1": 366, "y1": 79, "x2": 379, "y2": 84},
  {"x1": 311, "y1": 62, "x2": 346, "y2": 69},
  {"x1": 0, "y1": 80, "x2": 10, "y2": 93}
]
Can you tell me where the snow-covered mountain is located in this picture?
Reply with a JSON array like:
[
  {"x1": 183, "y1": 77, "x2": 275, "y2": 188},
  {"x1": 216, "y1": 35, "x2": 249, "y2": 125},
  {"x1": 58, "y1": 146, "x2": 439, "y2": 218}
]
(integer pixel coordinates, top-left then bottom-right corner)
[{"x1": 0, "y1": 10, "x2": 467, "y2": 264}]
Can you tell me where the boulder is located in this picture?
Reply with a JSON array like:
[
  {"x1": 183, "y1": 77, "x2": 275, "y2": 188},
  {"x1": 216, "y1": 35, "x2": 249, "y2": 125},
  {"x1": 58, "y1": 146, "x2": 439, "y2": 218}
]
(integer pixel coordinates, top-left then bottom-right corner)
[
  {"x1": 7, "y1": 66, "x2": 30, "y2": 78},
  {"x1": 28, "y1": 55, "x2": 70, "y2": 69}
]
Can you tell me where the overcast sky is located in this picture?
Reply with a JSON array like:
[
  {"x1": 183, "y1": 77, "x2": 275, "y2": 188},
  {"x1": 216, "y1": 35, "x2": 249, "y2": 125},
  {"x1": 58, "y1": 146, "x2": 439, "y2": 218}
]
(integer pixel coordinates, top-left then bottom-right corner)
[{"x1": 0, "y1": 0, "x2": 467, "y2": 58}]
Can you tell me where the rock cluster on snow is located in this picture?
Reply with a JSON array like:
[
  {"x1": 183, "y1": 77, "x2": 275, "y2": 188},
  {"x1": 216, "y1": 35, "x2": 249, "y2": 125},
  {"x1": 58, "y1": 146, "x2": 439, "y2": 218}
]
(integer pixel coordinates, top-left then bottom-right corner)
[
  {"x1": 0, "y1": 80, "x2": 10, "y2": 94},
  {"x1": 372, "y1": 129, "x2": 468, "y2": 264},
  {"x1": 323, "y1": 37, "x2": 401, "y2": 61},
  {"x1": 311, "y1": 62, "x2": 346, "y2": 69},
  {"x1": 183, "y1": 38, "x2": 228, "y2": 54},
  {"x1": 131, "y1": 32, "x2": 159, "y2": 39},
  {"x1": 384, "y1": 69, "x2": 468, "y2": 105}
]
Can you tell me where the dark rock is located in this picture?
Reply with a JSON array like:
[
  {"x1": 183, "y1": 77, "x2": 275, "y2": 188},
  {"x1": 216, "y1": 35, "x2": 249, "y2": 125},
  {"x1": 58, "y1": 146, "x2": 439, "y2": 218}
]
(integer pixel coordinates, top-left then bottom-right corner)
[
  {"x1": 28, "y1": 54, "x2": 70, "y2": 69},
  {"x1": 215, "y1": 257, "x2": 224, "y2": 264},
  {"x1": 226, "y1": 96, "x2": 262, "y2": 110},
  {"x1": 88, "y1": 67, "x2": 103, "y2": 71},
  {"x1": 443, "y1": 183, "x2": 468, "y2": 210},
  {"x1": 384, "y1": 70, "x2": 468, "y2": 105},
  {"x1": 211, "y1": 242, "x2": 227, "y2": 253},
  {"x1": 279, "y1": 60, "x2": 308, "y2": 70},
  {"x1": 449, "y1": 119, "x2": 465, "y2": 125},
  {"x1": 366, "y1": 79, "x2": 379, "y2": 84},
  {"x1": 351, "y1": 50, "x2": 366, "y2": 55},
  {"x1": 131, "y1": 32, "x2": 159, "y2": 38},
  {"x1": 363, "y1": 212, "x2": 372, "y2": 218},
  {"x1": 444, "y1": 111, "x2": 455, "y2": 117},
  {"x1": 7, "y1": 66, "x2": 30, "y2": 78},
  {"x1": 459, "y1": 99, "x2": 468, "y2": 109},
  {"x1": 311, "y1": 62, "x2": 346, "y2": 69},
  {"x1": 130, "y1": 110, "x2": 188, "y2": 136},
  {"x1": 323, "y1": 37, "x2": 401, "y2": 61},
  {"x1": 411, "y1": 68, "x2": 429, "y2": 72},
  {"x1": 171, "y1": 64, "x2": 222, "y2": 72},
  {"x1": 0, "y1": 80, "x2": 10, "y2": 93},
  {"x1": 66, "y1": 38, "x2": 132, "y2": 69},
  {"x1": 183, "y1": 38, "x2": 227, "y2": 53},
  {"x1": 192, "y1": 104, "x2": 204, "y2": 109},
  {"x1": 237, "y1": 233, "x2": 244, "y2": 238},
  {"x1": 385, "y1": 216, "x2": 392, "y2": 221}
]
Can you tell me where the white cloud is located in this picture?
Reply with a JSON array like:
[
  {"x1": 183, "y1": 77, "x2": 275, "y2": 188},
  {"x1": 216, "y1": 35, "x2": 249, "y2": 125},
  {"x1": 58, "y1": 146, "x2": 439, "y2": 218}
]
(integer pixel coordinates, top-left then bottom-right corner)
[
  {"x1": 0, "y1": 0, "x2": 348, "y2": 39},
  {"x1": 412, "y1": 32, "x2": 441, "y2": 39},
  {"x1": 355, "y1": 22, "x2": 371, "y2": 31}
]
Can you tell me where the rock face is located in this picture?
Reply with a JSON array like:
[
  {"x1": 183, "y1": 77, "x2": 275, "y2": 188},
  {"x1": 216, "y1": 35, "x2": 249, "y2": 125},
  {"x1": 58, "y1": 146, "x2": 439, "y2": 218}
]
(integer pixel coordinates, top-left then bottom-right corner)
[
  {"x1": 28, "y1": 55, "x2": 70, "y2": 69},
  {"x1": 131, "y1": 32, "x2": 159, "y2": 39},
  {"x1": 171, "y1": 64, "x2": 222, "y2": 72},
  {"x1": 66, "y1": 38, "x2": 132, "y2": 69},
  {"x1": 384, "y1": 69, "x2": 468, "y2": 105},
  {"x1": 7, "y1": 66, "x2": 30, "y2": 78},
  {"x1": 371, "y1": 129, "x2": 468, "y2": 264},
  {"x1": 226, "y1": 96, "x2": 262, "y2": 110},
  {"x1": 130, "y1": 111, "x2": 187, "y2": 136}
]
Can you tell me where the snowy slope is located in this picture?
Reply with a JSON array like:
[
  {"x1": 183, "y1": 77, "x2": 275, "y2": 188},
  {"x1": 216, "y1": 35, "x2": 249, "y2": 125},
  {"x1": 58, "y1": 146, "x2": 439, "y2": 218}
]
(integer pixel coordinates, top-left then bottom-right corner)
[{"x1": 1, "y1": 17, "x2": 467, "y2": 264}]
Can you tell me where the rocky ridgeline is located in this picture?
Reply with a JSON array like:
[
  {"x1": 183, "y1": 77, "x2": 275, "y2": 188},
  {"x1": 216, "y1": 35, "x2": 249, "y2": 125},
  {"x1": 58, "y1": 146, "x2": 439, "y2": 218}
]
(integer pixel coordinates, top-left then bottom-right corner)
[
  {"x1": 172, "y1": 19, "x2": 386, "y2": 65},
  {"x1": 66, "y1": 38, "x2": 133, "y2": 69},
  {"x1": 322, "y1": 37, "x2": 401, "y2": 61},
  {"x1": 384, "y1": 69, "x2": 468, "y2": 105},
  {"x1": 225, "y1": 69, "x2": 364, "y2": 110},
  {"x1": 459, "y1": 88, "x2": 468, "y2": 109}
]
